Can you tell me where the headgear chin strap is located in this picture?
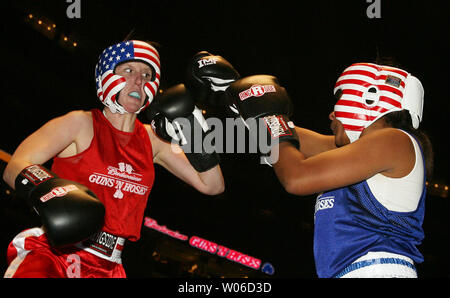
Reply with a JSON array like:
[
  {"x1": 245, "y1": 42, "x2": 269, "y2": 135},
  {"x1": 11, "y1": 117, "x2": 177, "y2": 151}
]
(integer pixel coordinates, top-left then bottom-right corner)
[
  {"x1": 333, "y1": 63, "x2": 424, "y2": 143},
  {"x1": 95, "y1": 40, "x2": 161, "y2": 114}
]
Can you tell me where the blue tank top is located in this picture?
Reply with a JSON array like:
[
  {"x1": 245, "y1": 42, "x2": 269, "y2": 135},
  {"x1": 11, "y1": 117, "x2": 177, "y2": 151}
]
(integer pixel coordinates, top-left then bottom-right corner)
[{"x1": 313, "y1": 146, "x2": 426, "y2": 278}]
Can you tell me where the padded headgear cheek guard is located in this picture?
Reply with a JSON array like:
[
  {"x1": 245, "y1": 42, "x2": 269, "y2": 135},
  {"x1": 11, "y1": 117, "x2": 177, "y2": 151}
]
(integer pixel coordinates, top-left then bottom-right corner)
[
  {"x1": 333, "y1": 63, "x2": 424, "y2": 143},
  {"x1": 95, "y1": 40, "x2": 161, "y2": 114}
]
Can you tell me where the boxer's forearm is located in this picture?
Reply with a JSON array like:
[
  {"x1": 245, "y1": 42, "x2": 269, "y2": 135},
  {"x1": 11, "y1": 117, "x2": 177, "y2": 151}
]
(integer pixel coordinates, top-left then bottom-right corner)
[
  {"x1": 197, "y1": 164, "x2": 225, "y2": 195},
  {"x1": 272, "y1": 142, "x2": 307, "y2": 195}
]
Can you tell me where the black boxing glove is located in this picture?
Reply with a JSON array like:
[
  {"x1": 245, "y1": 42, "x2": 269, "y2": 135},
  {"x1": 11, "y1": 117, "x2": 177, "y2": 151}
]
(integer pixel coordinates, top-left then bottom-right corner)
[
  {"x1": 15, "y1": 164, "x2": 105, "y2": 247},
  {"x1": 148, "y1": 84, "x2": 220, "y2": 172},
  {"x1": 224, "y1": 75, "x2": 299, "y2": 165},
  {"x1": 184, "y1": 51, "x2": 240, "y2": 109}
]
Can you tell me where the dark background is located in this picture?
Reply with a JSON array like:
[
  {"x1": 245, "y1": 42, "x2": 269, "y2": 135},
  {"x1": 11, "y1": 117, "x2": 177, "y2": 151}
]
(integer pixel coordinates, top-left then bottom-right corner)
[{"x1": 1, "y1": 0, "x2": 449, "y2": 278}]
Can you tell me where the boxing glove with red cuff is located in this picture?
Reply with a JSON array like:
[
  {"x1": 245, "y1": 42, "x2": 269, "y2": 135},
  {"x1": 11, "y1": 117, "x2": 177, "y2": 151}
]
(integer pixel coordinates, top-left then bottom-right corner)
[{"x1": 223, "y1": 75, "x2": 299, "y2": 165}]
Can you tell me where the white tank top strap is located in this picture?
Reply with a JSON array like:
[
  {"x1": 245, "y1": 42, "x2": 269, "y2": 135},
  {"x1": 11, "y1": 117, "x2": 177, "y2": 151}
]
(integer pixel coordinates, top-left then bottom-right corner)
[{"x1": 366, "y1": 129, "x2": 424, "y2": 212}]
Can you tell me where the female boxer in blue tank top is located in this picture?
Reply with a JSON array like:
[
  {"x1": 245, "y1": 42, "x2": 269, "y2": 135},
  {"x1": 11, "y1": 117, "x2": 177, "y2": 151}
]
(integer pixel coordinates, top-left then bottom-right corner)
[{"x1": 273, "y1": 62, "x2": 433, "y2": 278}]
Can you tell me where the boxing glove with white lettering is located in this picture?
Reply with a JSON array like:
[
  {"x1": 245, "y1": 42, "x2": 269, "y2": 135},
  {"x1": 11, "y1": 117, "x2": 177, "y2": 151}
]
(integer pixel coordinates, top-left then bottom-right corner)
[
  {"x1": 223, "y1": 75, "x2": 299, "y2": 164},
  {"x1": 184, "y1": 51, "x2": 240, "y2": 109},
  {"x1": 148, "y1": 84, "x2": 220, "y2": 172},
  {"x1": 15, "y1": 164, "x2": 105, "y2": 247}
]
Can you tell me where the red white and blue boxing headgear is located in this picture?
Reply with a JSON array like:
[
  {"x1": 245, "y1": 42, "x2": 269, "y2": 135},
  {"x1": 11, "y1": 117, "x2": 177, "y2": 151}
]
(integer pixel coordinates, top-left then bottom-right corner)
[
  {"x1": 333, "y1": 62, "x2": 424, "y2": 143},
  {"x1": 95, "y1": 40, "x2": 161, "y2": 114}
]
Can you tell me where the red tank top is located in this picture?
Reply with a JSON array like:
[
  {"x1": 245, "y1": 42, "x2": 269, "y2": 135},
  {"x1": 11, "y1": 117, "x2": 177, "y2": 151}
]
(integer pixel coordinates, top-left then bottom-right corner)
[{"x1": 51, "y1": 109, "x2": 155, "y2": 241}]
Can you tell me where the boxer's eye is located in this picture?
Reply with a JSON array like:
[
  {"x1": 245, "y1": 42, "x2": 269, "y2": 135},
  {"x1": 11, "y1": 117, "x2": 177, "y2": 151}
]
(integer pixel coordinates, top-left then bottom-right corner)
[
  {"x1": 118, "y1": 68, "x2": 132, "y2": 74},
  {"x1": 142, "y1": 72, "x2": 152, "y2": 81}
]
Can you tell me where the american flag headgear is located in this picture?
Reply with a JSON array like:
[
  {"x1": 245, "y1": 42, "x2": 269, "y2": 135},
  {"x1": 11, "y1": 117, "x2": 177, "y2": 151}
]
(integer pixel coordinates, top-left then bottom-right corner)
[
  {"x1": 333, "y1": 63, "x2": 424, "y2": 143},
  {"x1": 95, "y1": 40, "x2": 161, "y2": 114}
]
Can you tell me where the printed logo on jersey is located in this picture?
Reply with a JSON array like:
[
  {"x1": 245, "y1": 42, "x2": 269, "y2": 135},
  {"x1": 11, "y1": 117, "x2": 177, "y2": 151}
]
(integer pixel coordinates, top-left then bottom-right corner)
[
  {"x1": 88, "y1": 162, "x2": 149, "y2": 199},
  {"x1": 314, "y1": 195, "x2": 335, "y2": 217},
  {"x1": 107, "y1": 162, "x2": 142, "y2": 182}
]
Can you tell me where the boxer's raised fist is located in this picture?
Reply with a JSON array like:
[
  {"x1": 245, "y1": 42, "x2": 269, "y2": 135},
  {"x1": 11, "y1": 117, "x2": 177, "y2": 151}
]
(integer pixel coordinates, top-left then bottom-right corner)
[
  {"x1": 224, "y1": 75, "x2": 299, "y2": 164},
  {"x1": 148, "y1": 84, "x2": 220, "y2": 172},
  {"x1": 184, "y1": 51, "x2": 240, "y2": 108}
]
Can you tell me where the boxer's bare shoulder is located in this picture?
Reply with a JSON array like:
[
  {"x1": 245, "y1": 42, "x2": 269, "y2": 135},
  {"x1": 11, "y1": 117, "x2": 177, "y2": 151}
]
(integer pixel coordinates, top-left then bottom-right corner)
[{"x1": 55, "y1": 110, "x2": 94, "y2": 158}]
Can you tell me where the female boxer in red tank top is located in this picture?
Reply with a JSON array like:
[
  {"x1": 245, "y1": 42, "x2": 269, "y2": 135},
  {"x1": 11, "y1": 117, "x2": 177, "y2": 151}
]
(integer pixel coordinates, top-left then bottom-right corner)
[{"x1": 2, "y1": 40, "x2": 224, "y2": 278}]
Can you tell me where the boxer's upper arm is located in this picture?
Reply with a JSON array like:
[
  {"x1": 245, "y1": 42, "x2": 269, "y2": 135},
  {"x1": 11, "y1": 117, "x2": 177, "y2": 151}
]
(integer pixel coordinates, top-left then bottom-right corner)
[
  {"x1": 3, "y1": 111, "x2": 87, "y2": 188},
  {"x1": 274, "y1": 129, "x2": 409, "y2": 196}
]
